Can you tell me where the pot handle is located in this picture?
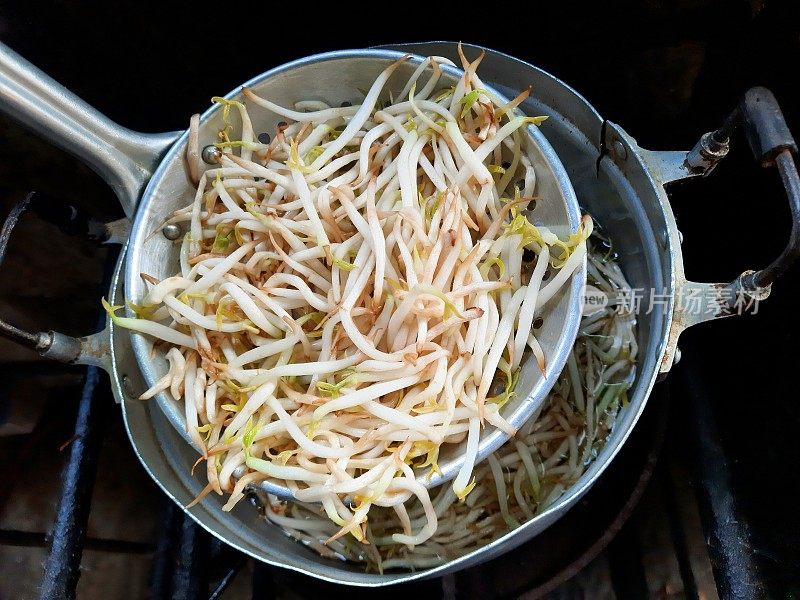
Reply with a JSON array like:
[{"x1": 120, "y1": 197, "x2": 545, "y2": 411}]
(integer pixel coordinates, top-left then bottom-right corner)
[
  {"x1": 0, "y1": 43, "x2": 181, "y2": 217},
  {"x1": 630, "y1": 88, "x2": 799, "y2": 372},
  {"x1": 0, "y1": 192, "x2": 116, "y2": 371}
]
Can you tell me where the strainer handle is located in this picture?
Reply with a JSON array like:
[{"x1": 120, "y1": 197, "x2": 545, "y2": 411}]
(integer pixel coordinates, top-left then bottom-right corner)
[{"x1": 0, "y1": 43, "x2": 180, "y2": 217}]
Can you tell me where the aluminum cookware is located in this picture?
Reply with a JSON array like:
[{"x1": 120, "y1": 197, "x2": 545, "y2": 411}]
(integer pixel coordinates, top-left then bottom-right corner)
[{"x1": 0, "y1": 40, "x2": 796, "y2": 586}]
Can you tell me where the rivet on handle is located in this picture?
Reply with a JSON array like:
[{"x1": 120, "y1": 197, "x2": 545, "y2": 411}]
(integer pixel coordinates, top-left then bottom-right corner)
[{"x1": 201, "y1": 144, "x2": 222, "y2": 164}]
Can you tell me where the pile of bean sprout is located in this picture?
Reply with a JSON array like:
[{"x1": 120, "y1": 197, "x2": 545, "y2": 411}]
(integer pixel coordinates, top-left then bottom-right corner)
[
  {"x1": 257, "y1": 237, "x2": 637, "y2": 571},
  {"x1": 105, "y1": 50, "x2": 592, "y2": 548}
]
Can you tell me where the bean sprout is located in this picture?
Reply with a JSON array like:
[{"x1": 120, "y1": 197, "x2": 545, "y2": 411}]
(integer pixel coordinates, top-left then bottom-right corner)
[{"x1": 110, "y1": 51, "x2": 591, "y2": 548}]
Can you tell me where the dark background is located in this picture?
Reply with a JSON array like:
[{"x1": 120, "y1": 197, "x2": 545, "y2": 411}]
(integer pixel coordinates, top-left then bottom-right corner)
[{"x1": 0, "y1": 0, "x2": 798, "y2": 597}]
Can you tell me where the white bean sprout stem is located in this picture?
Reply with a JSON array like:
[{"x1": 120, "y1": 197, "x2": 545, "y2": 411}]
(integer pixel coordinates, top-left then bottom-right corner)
[{"x1": 107, "y1": 49, "x2": 592, "y2": 548}]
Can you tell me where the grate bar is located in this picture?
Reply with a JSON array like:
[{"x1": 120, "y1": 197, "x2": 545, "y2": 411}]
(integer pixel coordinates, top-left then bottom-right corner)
[{"x1": 38, "y1": 366, "x2": 110, "y2": 600}]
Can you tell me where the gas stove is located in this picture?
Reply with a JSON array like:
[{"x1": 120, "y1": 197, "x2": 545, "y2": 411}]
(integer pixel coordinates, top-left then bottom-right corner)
[{"x1": 1, "y1": 2, "x2": 798, "y2": 598}]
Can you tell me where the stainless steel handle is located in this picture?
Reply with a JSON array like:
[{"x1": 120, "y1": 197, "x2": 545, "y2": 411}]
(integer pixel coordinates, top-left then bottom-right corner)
[
  {"x1": 611, "y1": 87, "x2": 799, "y2": 372},
  {"x1": 589, "y1": 124, "x2": 746, "y2": 373},
  {"x1": 0, "y1": 43, "x2": 180, "y2": 216}
]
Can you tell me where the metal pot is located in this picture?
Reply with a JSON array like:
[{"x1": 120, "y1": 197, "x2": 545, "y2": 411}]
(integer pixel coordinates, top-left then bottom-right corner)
[{"x1": 1, "y1": 40, "x2": 797, "y2": 586}]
